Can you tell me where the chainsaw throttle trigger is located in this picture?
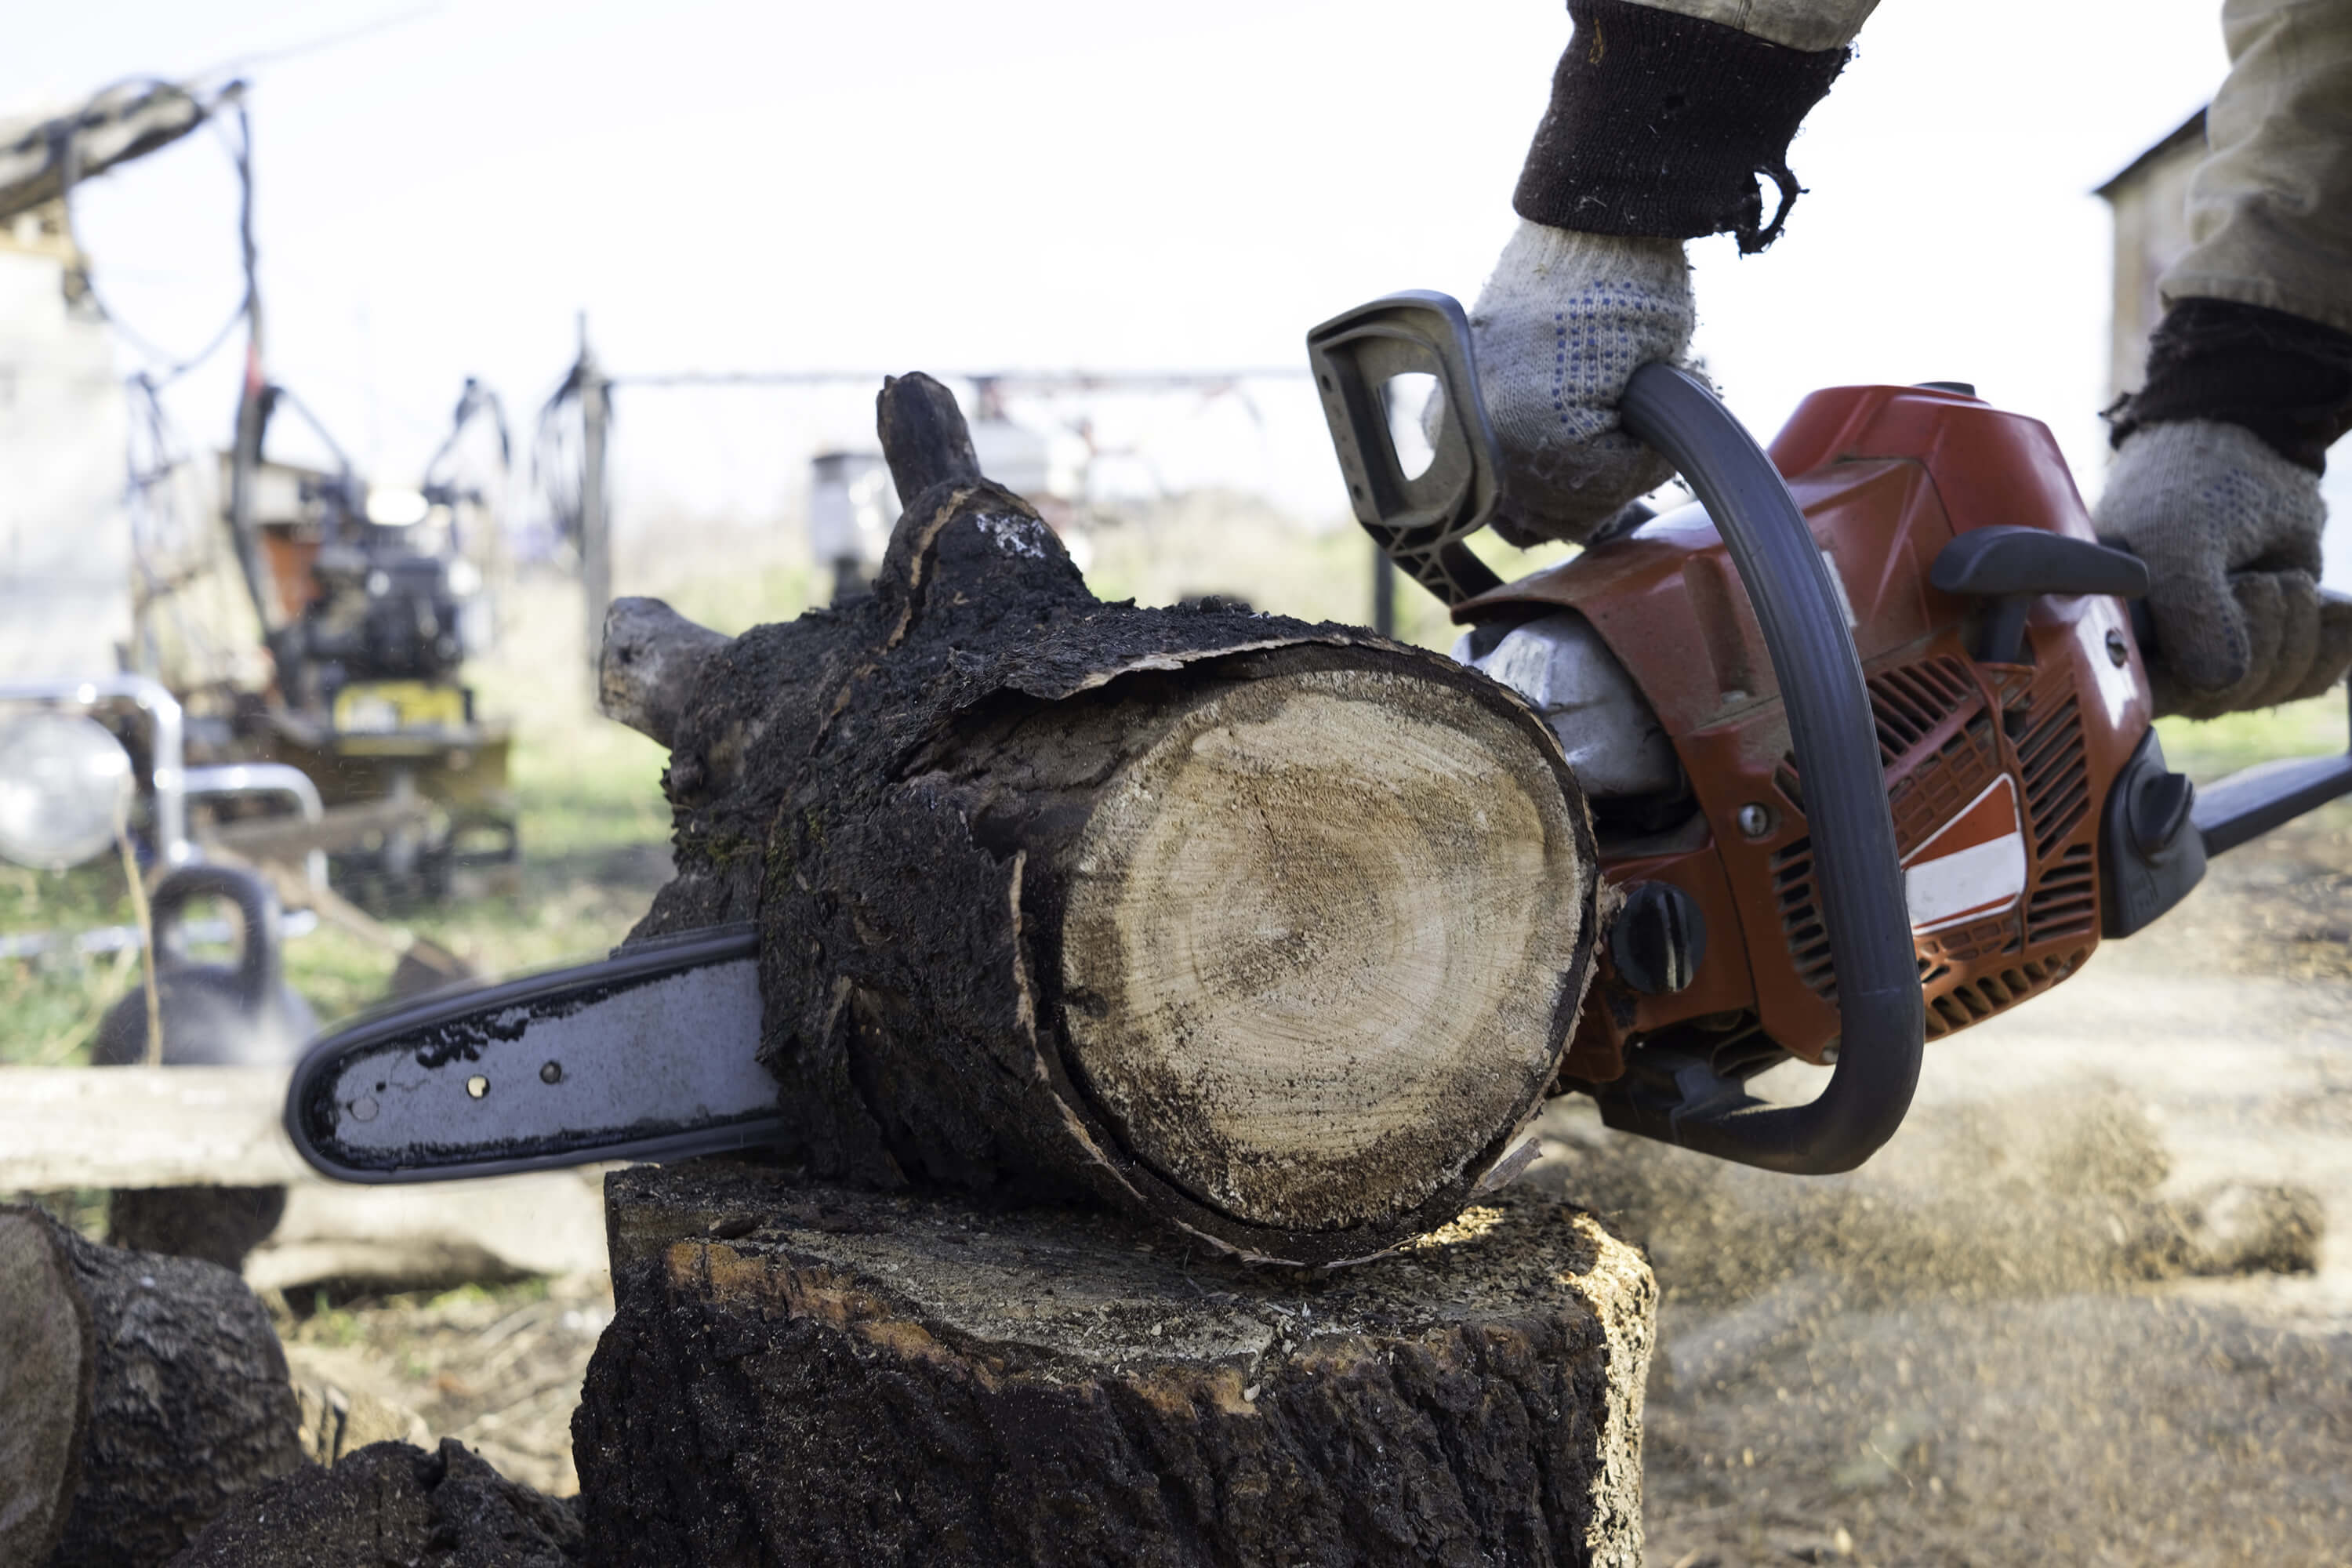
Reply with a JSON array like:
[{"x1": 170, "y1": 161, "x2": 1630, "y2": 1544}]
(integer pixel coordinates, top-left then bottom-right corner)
[
  {"x1": 1929, "y1": 527, "x2": 2149, "y2": 665},
  {"x1": 1305, "y1": 292, "x2": 1506, "y2": 608}
]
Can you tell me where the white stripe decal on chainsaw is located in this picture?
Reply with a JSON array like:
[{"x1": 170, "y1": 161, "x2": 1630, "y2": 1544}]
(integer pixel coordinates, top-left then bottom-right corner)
[{"x1": 1902, "y1": 774, "x2": 2027, "y2": 935}]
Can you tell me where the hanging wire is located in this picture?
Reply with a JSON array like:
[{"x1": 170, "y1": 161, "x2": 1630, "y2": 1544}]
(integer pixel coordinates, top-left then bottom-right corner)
[
  {"x1": 424, "y1": 379, "x2": 513, "y2": 491},
  {"x1": 531, "y1": 355, "x2": 593, "y2": 559},
  {"x1": 45, "y1": 77, "x2": 260, "y2": 390}
]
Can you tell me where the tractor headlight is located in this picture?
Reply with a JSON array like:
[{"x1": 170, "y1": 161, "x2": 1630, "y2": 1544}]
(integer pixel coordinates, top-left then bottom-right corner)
[{"x1": 0, "y1": 712, "x2": 135, "y2": 870}]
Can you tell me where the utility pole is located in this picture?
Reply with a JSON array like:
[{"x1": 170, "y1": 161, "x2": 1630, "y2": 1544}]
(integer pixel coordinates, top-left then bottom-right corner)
[{"x1": 577, "y1": 310, "x2": 611, "y2": 678}]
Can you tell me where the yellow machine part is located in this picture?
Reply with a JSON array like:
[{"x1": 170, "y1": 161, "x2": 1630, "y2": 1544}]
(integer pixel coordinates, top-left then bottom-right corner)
[{"x1": 332, "y1": 681, "x2": 470, "y2": 737}]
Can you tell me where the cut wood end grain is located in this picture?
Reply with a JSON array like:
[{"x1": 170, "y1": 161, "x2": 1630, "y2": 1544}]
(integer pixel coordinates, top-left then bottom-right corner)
[
  {"x1": 1063, "y1": 663, "x2": 1594, "y2": 1232},
  {"x1": 0, "y1": 1209, "x2": 93, "y2": 1567}
]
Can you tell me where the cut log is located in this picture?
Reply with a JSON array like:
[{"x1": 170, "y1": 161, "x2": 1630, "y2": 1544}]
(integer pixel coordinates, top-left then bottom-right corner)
[
  {"x1": 0, "y1": 1203, "x2": 301, "y2": 1566},
  {"x1": 619, "y1": 373, "x2": 1600, "y2": 1265},
  {"x1": 577, "y1": 1160, "x2": 1653, "y2": 1567}
]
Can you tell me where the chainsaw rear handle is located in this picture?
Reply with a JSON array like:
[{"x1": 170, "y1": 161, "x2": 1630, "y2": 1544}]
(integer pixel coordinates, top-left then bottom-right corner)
[
  {"x1": 1616, "y1": 365, "x2": 1924, "y2": 1173},
  {"x1": 1307, "y1": 292, "x2": 1923, "y2": 1174}
]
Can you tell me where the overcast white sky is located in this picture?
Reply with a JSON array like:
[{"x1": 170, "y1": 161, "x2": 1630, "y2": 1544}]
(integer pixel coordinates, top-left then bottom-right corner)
[{"x1": 9, "y1": 1, "x2": 2252, "y2": 541}]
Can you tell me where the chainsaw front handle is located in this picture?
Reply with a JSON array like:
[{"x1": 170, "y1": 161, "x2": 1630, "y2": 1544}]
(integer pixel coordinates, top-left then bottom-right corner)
[
  {"x1": 1617, "y1": 364, "x2": 1924, "y2": 1173},
  {"x1": 1309, "y1": 296, "x2": 1923, "y2": 1173}
]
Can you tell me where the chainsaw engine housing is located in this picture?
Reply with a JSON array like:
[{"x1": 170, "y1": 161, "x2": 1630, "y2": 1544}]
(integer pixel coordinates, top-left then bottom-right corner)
[{"x1": 1462, "y1": 384, "x2": 2172, "y2": 1090}]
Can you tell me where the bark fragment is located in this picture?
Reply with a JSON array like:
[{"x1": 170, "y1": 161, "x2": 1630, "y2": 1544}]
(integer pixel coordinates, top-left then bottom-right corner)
[{"x1": 167, "y1": 1438, "x2": 585, "y2": 1568}]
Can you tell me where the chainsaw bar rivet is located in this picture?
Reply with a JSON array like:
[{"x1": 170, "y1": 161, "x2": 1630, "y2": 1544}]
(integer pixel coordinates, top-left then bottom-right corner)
[
  {"x1": 466, "y1": 1075, "x2": 489, "y2": 1099},
  {"x1": 541, "y1": 1061, "x2": 563, "y2": 1084},
  {"x1": 350, "y1": 1096, "x2": 377, "y2": 1122},
  {"x1": 1736, "y1": 803, "x2": 1772, "y2": 838}
]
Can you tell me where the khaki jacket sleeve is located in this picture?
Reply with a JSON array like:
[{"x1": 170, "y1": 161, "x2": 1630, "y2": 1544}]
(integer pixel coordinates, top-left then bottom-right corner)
[
  {"x1": 2165, "y1": 0, "x2": 2352, "y2": 336},
  {"x1": 1625, "y1": 0, "x2": 1880, "y2": 52}
]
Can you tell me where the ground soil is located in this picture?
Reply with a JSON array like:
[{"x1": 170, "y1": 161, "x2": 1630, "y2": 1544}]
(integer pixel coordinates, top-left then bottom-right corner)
[
  {"x1": 245, "y1": 800, "x2": 2352, "y2": 1563},
  {"x1": 1565, "y1": 798, "x2": 2352, "y2": 1568},
  {"x1": 271, "y1": 1273, "x2": 614, "y2": 1497}
]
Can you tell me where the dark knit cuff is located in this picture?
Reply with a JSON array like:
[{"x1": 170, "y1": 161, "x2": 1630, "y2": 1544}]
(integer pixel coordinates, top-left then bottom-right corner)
[
  {"x1": 1512, "y1": 0, "x2": 1850, "y2": 253},
  {"x1": 2107, "y1": 299, "x2": 2352, "y2": 474}
]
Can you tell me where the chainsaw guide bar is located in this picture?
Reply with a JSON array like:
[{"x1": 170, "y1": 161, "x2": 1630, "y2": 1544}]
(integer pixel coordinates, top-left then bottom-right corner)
[{"x1": 287, "y1": 923, "x2": 778, "y2": 1181}]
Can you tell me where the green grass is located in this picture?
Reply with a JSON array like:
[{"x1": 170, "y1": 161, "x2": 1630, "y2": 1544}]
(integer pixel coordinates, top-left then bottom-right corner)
[
  {"x1": 2154, "y1": 691, "x2": 2350, "y2": 783},
  {"x1": 0, "y1": 862, "x2": 149, "y2": 1065},
  {"x1": 1076, "y1": 491, "x2": 1576, "y2": 654}
]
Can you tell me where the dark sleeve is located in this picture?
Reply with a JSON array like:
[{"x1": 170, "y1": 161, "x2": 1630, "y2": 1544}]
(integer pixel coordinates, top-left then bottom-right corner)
[
  {"x1": 1512, "y1": 0, "x2": 1853, "y2": 253},
  {"x1": 2106, "y1": 299, "x2": 2352, "y2": 474}
]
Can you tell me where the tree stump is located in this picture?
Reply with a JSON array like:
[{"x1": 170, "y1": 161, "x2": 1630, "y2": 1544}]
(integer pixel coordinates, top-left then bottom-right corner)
[
  {"x1": 0, "y1": 1203, "x2": 302, "y2": 1567},
  {"x1": 601, "y1": 374, "x2": 1601, "y2": 1266},
  {"x1": 575, "y1": 1160, "x2": 1653, "y2": 1567}
]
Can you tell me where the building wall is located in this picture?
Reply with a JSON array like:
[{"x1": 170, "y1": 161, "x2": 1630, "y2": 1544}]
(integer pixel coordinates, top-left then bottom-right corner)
[
  {"x1": 2103, "y1": 117, "x2": 2352, "y2": 592},
  {"x1": 2103, "y1": 140, "x2": 2203, "y2": 408},
  {"x1": 0, "y1": 212, "x2": 133, "y2": 680}
]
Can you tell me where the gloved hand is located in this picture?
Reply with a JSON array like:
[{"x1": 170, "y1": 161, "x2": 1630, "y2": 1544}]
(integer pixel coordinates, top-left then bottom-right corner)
[
  {"x1": 2096, "y1": 418, "x2": 2352, "y2": 719},
  {"x1": 1457, "y1": 220, "x2": 1697, "y2": 546}
]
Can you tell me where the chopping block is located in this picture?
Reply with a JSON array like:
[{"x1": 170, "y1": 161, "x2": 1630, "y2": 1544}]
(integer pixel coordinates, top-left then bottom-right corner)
[{"x1": 574, "y1": 1160, "x2": 1654, "y2": 1567}]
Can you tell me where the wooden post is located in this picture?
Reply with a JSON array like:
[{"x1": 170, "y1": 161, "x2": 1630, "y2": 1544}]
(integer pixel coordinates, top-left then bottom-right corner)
[
  {"x1": 577, "y1": 1160, "x2": 1654, "y2": 1567},
  {"x1": 221, "y1": 191, "x2": 275, "y2": 648}
]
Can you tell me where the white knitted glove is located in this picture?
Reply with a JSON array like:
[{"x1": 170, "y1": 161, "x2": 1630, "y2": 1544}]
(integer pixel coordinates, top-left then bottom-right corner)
[
  {"x1": 2096, "y1": 419, "x2": 2352, "y2": 719},
  {"x1": 1460, "y1": 221, "x2": 1697, "y2": 545}
]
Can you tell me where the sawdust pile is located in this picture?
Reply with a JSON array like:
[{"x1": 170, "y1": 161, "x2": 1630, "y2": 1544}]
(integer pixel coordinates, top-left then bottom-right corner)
[{"x1": 1529, "y1": 1084, "x2": 2347, "y2": 1566}]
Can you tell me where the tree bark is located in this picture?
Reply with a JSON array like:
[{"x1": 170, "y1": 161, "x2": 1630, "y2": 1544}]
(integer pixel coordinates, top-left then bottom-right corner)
[
  {"x1": 576, "y1": 1159, "x2": 1653, "y2": 1568},
  {"x1": 0, "y1": 1203, "x2": 302, "y2": 1567},
  {"x1": 610, "y1": 373, "x2": 1600, "y2": 1266}
]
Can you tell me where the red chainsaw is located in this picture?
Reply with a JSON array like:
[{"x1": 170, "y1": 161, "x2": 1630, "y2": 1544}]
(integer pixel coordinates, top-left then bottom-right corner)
[{"x1": 1305, "y1": 290, "x2": 2352, "y2": 1174}]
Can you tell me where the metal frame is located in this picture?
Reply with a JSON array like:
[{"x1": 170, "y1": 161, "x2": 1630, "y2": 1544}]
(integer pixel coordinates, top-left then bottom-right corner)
[
  {"x1": 0, "y1": 673, "x2": 190, "y2": 866},
  {"x1": 184, "y1": 761, "x2": 327, "y2": 891},
  {"x1": 0, "y1": 675, "x2": 327, "y2": 959}
]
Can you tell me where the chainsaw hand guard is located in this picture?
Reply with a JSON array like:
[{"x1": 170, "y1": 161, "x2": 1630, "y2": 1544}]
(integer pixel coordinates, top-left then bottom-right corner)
[{"x1": 1307, "y1": 292, "x2": 1506, "y2": 608}]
